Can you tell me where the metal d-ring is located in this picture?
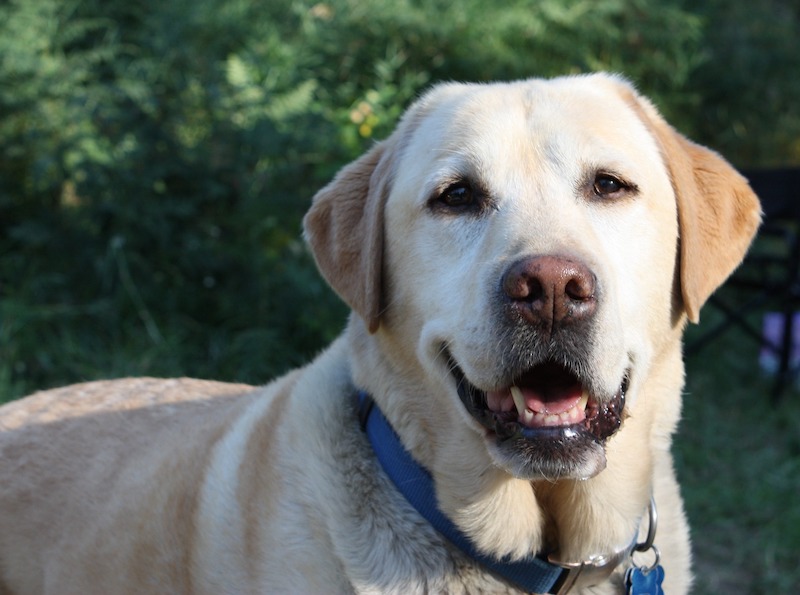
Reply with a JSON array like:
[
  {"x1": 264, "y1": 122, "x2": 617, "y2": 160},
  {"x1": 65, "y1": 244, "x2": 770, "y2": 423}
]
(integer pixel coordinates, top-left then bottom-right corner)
[
  {"x1": 634, "y1": 496, "x2": 658, "y2": 553},
  {"x1": 630, "y1": 497, "x2": 661, "y2": 574}
]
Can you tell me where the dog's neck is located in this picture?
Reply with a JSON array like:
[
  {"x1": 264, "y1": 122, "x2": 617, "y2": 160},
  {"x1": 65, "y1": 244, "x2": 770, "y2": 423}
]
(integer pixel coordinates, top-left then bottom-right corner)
[{"x1": 358, "y1": 391, "x2": 649, "y2": 593}]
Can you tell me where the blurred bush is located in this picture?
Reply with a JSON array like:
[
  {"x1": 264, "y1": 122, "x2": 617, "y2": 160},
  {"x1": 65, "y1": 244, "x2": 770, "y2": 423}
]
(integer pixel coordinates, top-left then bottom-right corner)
[{"x1": 1, "y1": 0, "x2": 799, "y2": 399}]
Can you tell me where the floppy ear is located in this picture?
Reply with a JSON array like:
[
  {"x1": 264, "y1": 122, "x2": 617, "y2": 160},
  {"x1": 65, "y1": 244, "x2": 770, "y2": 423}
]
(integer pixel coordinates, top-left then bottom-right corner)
[
  {"x1": 622, "y1": 87, "x2": 762, "y2": 323},
  {"x1": 656, "y1": 125, "x2": 761, "y2": 324},
  {"x1": 303, "y1": 142, "x2": 392, "y2": 333}
]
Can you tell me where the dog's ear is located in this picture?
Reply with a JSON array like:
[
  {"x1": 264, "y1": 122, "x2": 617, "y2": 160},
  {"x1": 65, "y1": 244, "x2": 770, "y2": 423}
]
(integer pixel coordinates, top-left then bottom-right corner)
[
  {"x1": 619, "y1": 82, "x2": 762, "y2": 323},
  {"x1": 303, "y1": 142, "x2": 392, "y2": 333},
  {"x1": 657, "y1": 124, "x2": 761, "y2": 324}
]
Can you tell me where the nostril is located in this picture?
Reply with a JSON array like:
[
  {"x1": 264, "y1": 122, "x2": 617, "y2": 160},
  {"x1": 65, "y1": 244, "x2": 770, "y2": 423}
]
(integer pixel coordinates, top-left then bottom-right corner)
[
  {"x1": 565, "y1": 274, "x2": 595, "y2": 302},
  {"x1": 503, "y1": 269, "x2": 544, "y2": 302},
  {"x1": 528, "y1": 278, "x2": 545, "y2": 303}
]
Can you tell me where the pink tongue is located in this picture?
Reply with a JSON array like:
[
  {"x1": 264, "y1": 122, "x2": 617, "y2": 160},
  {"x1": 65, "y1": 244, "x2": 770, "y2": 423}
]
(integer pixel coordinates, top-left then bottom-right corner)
[{"x1": 519, "y1": 384, "x2": 583, "y2": 414}]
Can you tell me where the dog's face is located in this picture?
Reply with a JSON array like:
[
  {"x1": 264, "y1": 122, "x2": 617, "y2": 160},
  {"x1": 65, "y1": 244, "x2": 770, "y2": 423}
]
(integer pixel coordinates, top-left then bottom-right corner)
[
  {"x1": 305, "y1": 74, "x2": 761, "y2": 481},
  {"x1": 381, "y1": 78, "x2": 679, "y2": 480}
]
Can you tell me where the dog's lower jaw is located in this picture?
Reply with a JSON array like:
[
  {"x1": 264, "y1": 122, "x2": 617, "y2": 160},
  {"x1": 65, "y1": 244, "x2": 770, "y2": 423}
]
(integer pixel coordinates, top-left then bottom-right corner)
[
  {"x1": 452, "y1": 358, "x2": 628, "y2": 481},
  {"x1": 487, "y1": 429, "x2": 608, "y2": 481}
]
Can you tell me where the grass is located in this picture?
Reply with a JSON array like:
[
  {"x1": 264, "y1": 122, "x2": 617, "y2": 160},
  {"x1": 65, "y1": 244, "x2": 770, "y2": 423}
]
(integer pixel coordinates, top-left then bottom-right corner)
[{"x1": 680, "y1": 303, "x2": 800, "y2": 593}]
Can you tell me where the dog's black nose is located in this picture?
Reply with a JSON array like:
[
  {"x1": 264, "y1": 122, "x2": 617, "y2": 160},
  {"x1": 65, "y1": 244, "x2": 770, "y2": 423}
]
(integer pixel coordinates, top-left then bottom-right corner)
[{"x1": 502, "y1": 255, "x2": 597, "y2": 329}]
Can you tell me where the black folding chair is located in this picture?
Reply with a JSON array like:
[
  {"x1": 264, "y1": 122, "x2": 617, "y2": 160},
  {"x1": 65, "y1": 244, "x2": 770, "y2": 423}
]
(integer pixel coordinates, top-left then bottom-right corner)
[{"x1": 686, "y1": 168, "x2": 800, "y2": 400}]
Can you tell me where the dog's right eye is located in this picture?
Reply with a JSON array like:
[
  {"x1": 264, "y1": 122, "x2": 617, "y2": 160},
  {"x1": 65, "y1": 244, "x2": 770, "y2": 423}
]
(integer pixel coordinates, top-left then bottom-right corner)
[
  {"x1": 430, "y1": 180, "x2": 496, "y2": 216},
  {"x1": 438, "y1": 182, "x2": 475, "y2": 209}
]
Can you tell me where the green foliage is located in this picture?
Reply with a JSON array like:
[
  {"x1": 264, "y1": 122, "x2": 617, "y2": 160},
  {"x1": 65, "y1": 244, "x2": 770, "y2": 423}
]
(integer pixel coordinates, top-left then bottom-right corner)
[
  {"x1": 0, "y1": 0, "x2": 353, "y2": 393},
  {"x1": 686, "y1": 0, "x2": 800, "y2": 165},
  {"x1": 1, "y1": 0, "x2": 799, "y2": 399}
]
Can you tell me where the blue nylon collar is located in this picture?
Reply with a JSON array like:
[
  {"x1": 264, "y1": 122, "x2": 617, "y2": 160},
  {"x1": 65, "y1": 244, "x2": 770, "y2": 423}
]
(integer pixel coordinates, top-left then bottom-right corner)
[{"x1": 357, "y1": 391, "x2": 568, "y2": 594}]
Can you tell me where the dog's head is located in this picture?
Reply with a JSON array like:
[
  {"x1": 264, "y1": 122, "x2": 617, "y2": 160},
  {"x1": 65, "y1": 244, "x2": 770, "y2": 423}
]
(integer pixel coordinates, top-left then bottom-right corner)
[{"x1": 304, "y1": 74, "x2": 760, "y2": 482}]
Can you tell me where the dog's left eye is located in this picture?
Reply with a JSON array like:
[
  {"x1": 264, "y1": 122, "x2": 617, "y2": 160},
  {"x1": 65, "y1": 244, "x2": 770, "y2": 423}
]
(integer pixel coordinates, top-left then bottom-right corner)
[{"x1": 592, "y1": 173, "x2": 629, "y2": 198}]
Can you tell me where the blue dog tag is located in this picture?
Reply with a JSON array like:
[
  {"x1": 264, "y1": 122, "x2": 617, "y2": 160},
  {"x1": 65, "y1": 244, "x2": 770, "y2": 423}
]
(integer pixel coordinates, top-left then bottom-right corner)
[{"x1": 625, "y1": 564, "x2": 665, "y2": 595}]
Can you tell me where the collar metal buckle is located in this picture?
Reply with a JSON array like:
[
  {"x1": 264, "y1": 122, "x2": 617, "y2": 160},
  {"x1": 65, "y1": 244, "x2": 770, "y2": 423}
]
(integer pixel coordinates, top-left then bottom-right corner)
[{"x1": 548, "y1": 547, "x2": 632, "y2": 594}]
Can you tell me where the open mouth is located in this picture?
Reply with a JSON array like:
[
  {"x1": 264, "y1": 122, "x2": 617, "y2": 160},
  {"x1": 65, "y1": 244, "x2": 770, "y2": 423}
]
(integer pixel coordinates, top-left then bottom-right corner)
[{"x1": 451, "y1": 357, "x2": 629, "y2": 478}]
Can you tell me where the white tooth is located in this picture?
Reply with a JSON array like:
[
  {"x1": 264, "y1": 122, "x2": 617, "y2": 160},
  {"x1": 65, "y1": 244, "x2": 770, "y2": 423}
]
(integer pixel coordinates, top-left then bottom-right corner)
[
  {"x1": 520, "y1": 408, "x2": 535, "y2": 425},
  {"x1": 510, "y1": 386, "x2": 527, "y2": 415},
  {"x1": 578, "y1": 390, "x2": 589, "y2": 410}
]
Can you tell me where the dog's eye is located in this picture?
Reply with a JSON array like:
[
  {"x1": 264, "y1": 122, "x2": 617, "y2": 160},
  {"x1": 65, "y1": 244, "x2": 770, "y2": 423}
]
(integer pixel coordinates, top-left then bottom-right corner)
[
  {"x1": 430, "y1": 180, "x2": 496, "y2": 215},
  {"x1": 592, "y1": 173, "x2": 629, "y2": 198},
  {"x1": 438, "y1": 182, "x2": 475, "y2": 209}
]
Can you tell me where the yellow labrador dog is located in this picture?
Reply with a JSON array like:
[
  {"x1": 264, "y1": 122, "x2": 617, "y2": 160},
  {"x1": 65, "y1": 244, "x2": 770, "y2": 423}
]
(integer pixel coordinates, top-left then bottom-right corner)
[{"x1": 0, "y1": 74, "x2": 760, "y2": 594}]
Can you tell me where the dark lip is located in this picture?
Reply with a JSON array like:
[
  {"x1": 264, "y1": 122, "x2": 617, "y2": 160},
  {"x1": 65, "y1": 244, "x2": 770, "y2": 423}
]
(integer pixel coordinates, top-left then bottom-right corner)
[{"x1": 450, "y1": 357, "x2": 628, "y2": 446}]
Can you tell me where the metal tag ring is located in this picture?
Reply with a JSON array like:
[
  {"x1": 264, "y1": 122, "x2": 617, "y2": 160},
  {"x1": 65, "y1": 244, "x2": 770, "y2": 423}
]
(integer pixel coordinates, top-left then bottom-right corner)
[{"x1": 631, "y1": 544, "x2": 661, "y2": 575}]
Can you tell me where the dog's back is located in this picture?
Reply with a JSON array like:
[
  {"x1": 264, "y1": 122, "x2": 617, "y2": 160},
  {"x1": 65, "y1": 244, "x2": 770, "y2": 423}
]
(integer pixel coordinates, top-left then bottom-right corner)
[{"x1": 0, "y1": 378, "x2": 257, "y2": 594}]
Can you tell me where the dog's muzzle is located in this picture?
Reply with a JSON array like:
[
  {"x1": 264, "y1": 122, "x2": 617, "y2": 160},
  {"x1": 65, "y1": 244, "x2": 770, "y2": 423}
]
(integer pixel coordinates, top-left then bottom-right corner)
[{"x1": 451, "y1": 254, "x2": 628, "y2": 479}]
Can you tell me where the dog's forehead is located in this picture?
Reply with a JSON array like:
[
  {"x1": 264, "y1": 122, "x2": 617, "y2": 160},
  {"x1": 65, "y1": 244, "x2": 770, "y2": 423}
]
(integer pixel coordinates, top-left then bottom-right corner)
[{"x1": 395, "y1": 76, "x2": 664, "y2": 188}]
